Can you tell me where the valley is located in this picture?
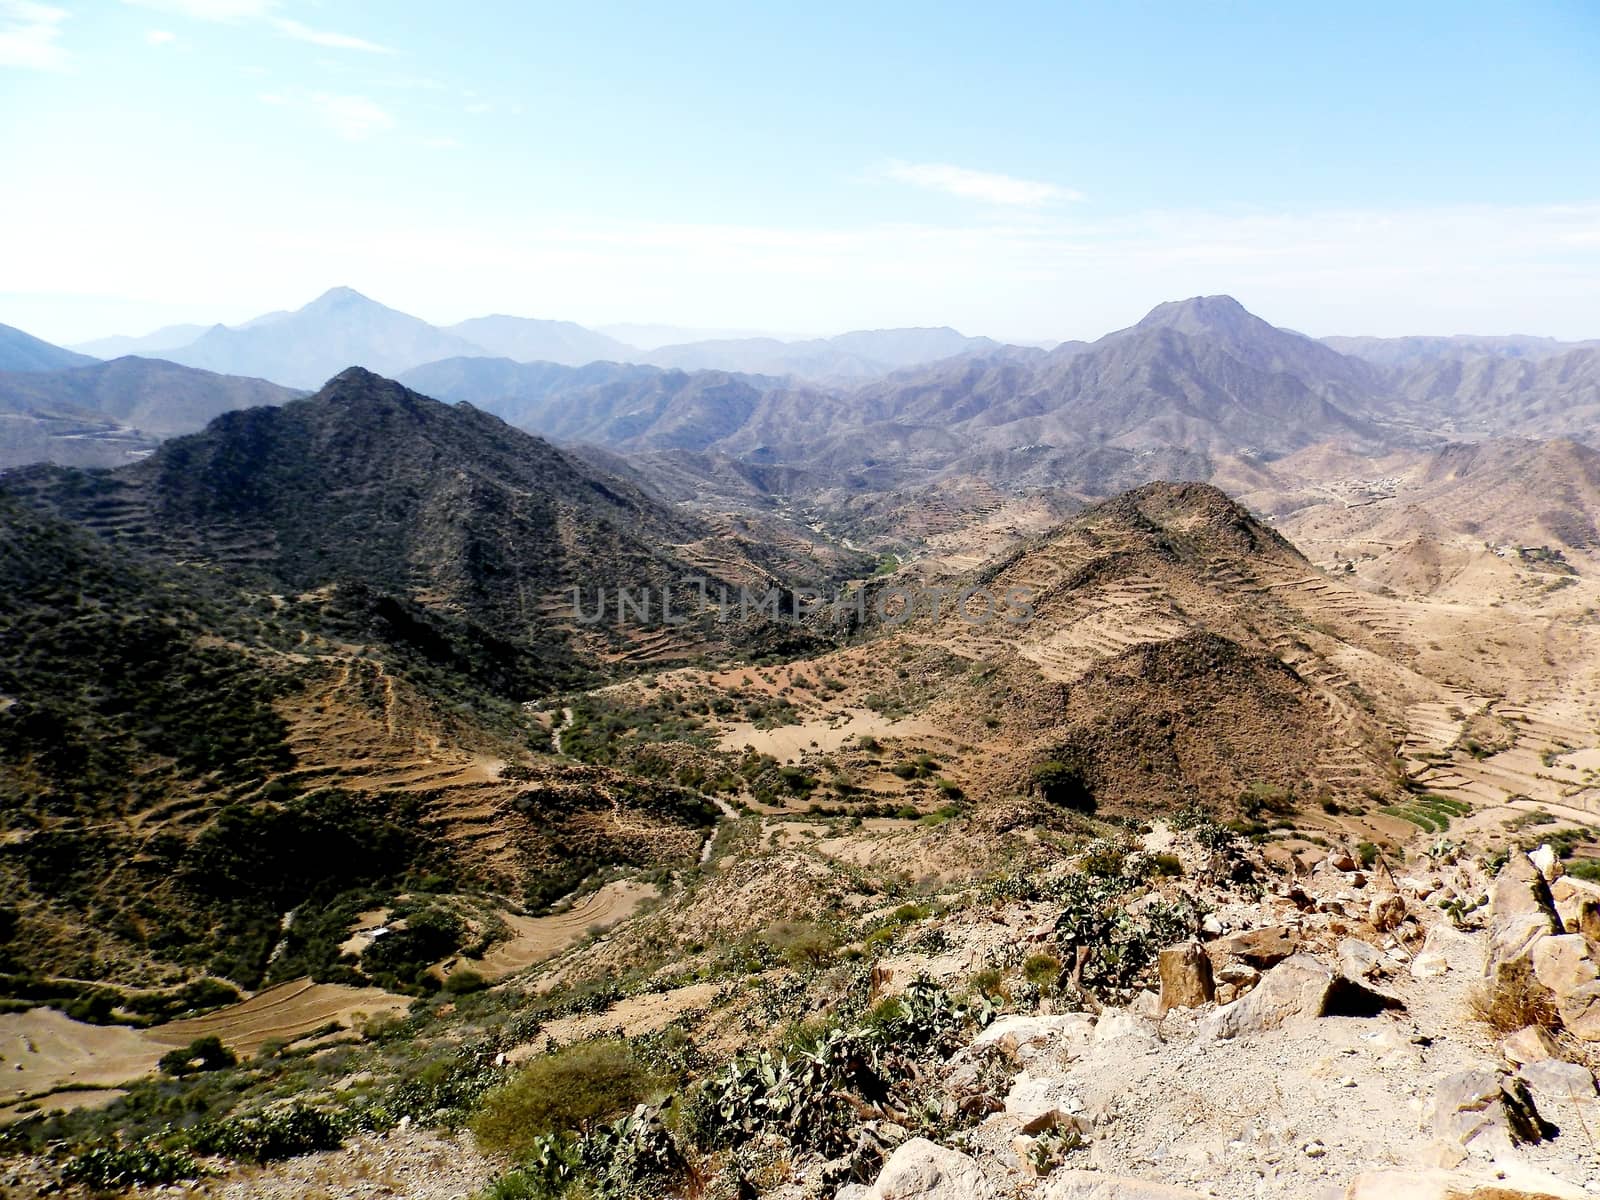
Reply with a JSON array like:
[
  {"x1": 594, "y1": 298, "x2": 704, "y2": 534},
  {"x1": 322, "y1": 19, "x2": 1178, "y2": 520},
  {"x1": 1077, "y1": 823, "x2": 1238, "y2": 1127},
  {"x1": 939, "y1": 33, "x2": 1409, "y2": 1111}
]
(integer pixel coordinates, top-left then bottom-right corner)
[{"x1": 4, "y1": 307, "x2": 1600, "y2": 1200}]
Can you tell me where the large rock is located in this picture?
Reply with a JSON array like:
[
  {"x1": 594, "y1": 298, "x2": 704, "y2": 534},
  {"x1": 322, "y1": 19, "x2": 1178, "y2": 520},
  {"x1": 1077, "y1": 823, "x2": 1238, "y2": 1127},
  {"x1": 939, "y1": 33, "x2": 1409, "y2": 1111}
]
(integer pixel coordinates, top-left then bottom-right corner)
[
  {"x1": 1529, "y1": 934, "x2": 1599, "y2": 997},
  {"x1": 1427, "y1": 1068, "x2": 1549, "y2": 1158},
  {"x1": 1157, "y1": 942, "x2": 1214, "y2": 1012},
  {"x1": 864, "y1": 1137, "x2": 998, "y2": 1200},
  {"x1": 1338, "y1": 937, "x2": 1383, "y2": 979},
  {"x1": 1200, "y1": 953, "x2": 1400, "y2": 1040},
  {"x1": 1549, "y1": 874, "x2": 1600, "y2": 936},
  {"x1": 1518, "y1": 1058, "x2": 1597, "y2": 1103},
  {"x1": 1485, "y1": 853, "x2": 1562, "y2": 980},
  {"x1": 1040, "y1": 1171, "x2": 1207, "y2": 1198},
  {"x1": 1556, "y1": 980, "x2": 1600, "y2": 1041}
]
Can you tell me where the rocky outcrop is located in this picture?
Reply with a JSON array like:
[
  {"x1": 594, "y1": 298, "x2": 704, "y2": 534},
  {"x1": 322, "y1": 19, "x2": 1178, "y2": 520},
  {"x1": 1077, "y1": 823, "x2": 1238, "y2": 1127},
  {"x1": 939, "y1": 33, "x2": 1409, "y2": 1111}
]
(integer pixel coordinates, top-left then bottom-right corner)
[
  {"x1": 1485, "y1": 852, "x2": 1563, "y2": 980},
  {"x1": 1485, "y1": 853, "x2": 1600, "y2": 1040},
  {"x1": 1200, "y1": 953, "x2": 1400, "y2": 1039}
]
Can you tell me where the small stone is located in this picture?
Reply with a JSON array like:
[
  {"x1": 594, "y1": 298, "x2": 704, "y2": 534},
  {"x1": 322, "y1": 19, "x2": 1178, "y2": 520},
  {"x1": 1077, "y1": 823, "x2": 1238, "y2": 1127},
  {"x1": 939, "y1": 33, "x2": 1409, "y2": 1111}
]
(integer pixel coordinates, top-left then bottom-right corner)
[{"x1": 1303, "y1": 1140, "x2": 1327, "y2": 1158}]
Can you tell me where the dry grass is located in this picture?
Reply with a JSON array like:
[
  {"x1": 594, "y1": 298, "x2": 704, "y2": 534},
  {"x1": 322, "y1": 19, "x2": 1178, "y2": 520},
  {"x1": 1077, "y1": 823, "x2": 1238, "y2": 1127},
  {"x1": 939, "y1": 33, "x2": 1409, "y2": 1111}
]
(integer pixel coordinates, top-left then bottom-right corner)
[{"x1": 1469, "y1": 960, "x2": 1559, "y2": 1035}]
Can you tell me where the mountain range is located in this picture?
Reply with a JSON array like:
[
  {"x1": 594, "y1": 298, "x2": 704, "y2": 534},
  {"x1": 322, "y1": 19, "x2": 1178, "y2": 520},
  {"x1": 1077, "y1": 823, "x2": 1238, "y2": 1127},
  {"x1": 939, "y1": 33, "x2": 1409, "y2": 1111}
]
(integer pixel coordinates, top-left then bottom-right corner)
[
  {"x1": 60, "y1": 287, "x2": 1007, "y2": 388},
  {"x1": 3, "y1": 291, "x2": 1597, "y2": 514}
]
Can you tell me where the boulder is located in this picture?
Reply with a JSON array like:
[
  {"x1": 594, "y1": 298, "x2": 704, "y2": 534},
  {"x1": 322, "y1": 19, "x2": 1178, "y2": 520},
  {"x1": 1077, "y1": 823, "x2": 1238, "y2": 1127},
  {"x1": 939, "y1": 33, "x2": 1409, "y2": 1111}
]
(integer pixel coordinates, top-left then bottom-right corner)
[
  {"x1": 1485, "y1": 853, "x2": 1562, "y2": 980},
  {"x1": 1206, "y1": 925, "x2": 1298, "y2": 967},
  {"x1": 1427, "y1": 1069, "x2": 1549, "y2": 1158},
  {"x1": 1517, "y1": 1058, "x2": 1596, "y2": 1103},
  {"x1": 1499, "y1": 1024, "x2": 1562, "y2": 1066},
  {"x1": 1555, "y1": 979, "x2": 1600, "y2": 1041},
  {"x1": 1338, "y1": 937, "x2": 1383, "y2": 979},
  {"x1": 1157, "y1": 942, "x2": 1214, "y2": 1012},
  {"x1": 1039, "y1": 1171, "x2": 1209, "y2": 1199},
  {"x1": 1529, "y1": 933, "x2": 1599, "y2": 997},
  {"x1": 1200, "y1": 953, "x2": 1401, "y2": 1040},
  {"x1": 864, "y1": 1137, "x2": 998, "y2": 1200}
]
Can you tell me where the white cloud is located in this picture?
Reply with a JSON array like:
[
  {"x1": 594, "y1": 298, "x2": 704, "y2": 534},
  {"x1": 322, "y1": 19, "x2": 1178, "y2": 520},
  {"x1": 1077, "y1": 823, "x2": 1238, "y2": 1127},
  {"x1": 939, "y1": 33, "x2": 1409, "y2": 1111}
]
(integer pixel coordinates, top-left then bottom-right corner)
[
  {"x1": 121, "y1": 0, "x2": 391, "y2": 53},
  {"x1": 0, "y1": 0, "x2": 69, "y2": 71},
  {"x1": 144, "y1": 28, "x2": 175, "y2": 44},
  {"x1": 882, "y1": 160, "x2": 1083, "y2": 207},
  {"x1": 269, "y1": 16, "x2": 390, "y2": 53}
]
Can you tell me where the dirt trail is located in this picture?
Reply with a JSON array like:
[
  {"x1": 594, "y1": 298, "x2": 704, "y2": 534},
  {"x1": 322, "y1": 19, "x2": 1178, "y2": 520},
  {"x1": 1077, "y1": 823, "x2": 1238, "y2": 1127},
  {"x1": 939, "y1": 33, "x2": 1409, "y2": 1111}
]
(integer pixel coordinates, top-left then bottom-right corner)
[{"x1": 551, "y1": 706, "x2": 574, "y2": 755}]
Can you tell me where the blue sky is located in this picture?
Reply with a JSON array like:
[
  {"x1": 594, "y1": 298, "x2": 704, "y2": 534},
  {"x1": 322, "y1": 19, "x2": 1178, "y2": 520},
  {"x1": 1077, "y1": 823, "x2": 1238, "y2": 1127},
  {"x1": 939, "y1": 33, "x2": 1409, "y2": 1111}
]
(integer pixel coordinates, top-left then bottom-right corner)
[{"x1": 2, "y1": 1, "x2": 1597, "y2": 344}]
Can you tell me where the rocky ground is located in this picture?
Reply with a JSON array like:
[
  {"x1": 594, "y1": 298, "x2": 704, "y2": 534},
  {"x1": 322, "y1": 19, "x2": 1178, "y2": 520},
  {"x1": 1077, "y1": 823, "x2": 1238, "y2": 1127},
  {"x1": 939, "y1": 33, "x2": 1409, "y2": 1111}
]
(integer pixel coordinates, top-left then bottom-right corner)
[{"x1": 825, "y1": 841, "x2": 1600, "y2": 1200}]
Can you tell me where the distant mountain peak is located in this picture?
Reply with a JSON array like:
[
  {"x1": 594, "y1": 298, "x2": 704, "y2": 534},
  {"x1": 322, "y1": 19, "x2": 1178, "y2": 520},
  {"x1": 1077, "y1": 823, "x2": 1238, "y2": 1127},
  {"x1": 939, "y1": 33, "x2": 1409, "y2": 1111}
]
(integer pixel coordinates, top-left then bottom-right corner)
[
  {"x1": 303, "y1": 285, "x2": 379, "y2": 311},
  {"x1": 1136, "y1": 295, "x2": 1257, "y2": 334}
]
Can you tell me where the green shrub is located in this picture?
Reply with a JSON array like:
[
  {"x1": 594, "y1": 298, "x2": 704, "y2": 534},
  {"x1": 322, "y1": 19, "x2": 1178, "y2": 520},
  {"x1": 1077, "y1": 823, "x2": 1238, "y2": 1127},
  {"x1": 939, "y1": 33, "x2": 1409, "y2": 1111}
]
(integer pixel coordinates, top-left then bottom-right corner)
[
  {"x1": 471, "y1": 1040, "x2": 664, "y2": 1158},
  {"x1": 187, "y1": 1104, "x2": 345, "y2": 1163},
  {"x1": 761, "y1": 920, "x2": 838, "y2": 968},
  {"x1": 1022, "y1": 953, "x2": 1062, "y2": 992},
  {"x1": 444, "y1": 969, "x2": 488, "y2": 995},
  {"x1": 1031, "y1": 761, "x2": 1094, "y2": 813},
  {"x1": 158, "y1": 1035, "x2": 237, "y2": 1076},
  {"x1": 63, "y1": 1143, "x2": 204, "y2": 1189}
]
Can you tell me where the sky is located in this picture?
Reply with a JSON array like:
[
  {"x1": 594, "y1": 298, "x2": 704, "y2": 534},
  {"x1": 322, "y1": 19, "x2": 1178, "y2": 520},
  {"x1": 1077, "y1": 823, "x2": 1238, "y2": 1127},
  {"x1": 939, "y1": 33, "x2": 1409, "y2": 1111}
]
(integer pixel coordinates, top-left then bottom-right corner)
[{"x1": 1, "y1": 1, "x2": 1598, "y2": 346}]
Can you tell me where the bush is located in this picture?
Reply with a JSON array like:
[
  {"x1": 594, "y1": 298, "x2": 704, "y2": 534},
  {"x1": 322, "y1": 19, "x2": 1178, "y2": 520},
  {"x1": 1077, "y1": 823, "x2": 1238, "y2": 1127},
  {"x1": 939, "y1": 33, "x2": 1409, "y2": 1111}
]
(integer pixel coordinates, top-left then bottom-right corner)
[
  {"x1": 187, "y1": 1104, "x2": 346, "y2": 1163},
  {"x1": 1031, "y1": 761, "x2": 1094, "y2": 813},
  {"x1": 443, "y1": 969, "x2": 488, "y2": 995},
  {"x1": 63, "y1": 1144, "x2": 204, "y2": 1188},
  {"x1": 158, "y1": 1034, "x2": 237, "y2": 1076},
  {"x1": 471, "y1": 1040, "x2": 664, "y2": 1158},
  {"x1": 761, "y1": 920, "x2": 838, "y2": 968},
  {"x1": 1022, "y1": 953, "x2": 1063, "y2": 992}
]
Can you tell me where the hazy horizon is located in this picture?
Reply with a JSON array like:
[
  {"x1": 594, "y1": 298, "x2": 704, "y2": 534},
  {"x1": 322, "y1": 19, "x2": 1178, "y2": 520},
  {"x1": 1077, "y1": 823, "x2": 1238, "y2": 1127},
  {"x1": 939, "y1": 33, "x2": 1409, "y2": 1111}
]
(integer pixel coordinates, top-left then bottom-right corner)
[{"x1": 3, "y1": 1, "x2": 1598, "y2": 345}]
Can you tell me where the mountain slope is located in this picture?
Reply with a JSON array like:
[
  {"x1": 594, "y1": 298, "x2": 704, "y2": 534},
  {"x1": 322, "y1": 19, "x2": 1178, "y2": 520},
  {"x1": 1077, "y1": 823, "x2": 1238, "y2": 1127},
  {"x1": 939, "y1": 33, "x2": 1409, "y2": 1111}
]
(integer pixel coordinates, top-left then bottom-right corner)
[
  {"x1": 400, "y1": 357, "x2": 776, "y2": 451},
  {"x1": 13, "y1": 369, "x2": 732, "y2": 632},
  {"x1": 444, "y1": 315, "x2": 635, "y2": 365},
  {"x1": 0, "y1": 322, "x2": 96, "y2": 373},
  {"x1": 1392, "y1": 346, "x2": 1600, "y2": 439},
  {"x1": 642, "y1": 326, "x2": 1002, "y2": 379},
  {"x1": 0, "y1": 356, "x2": 302, "y2": 437},
  {"x1": 1324, "y1": 333, "x2": 1599, "y2": 367},
  {"x1": 71, "y1": 323, "x2": 211, "y2": 359},
  {"x1": 165, "y1": 288, "x2": 486, "y2": 388}
]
